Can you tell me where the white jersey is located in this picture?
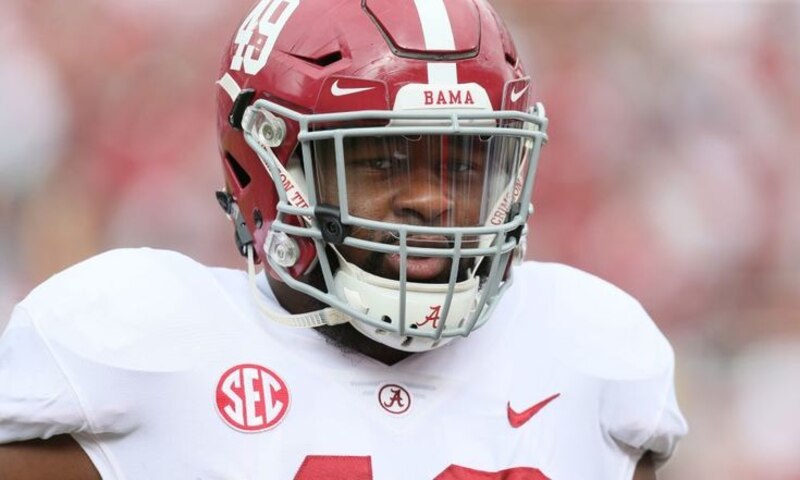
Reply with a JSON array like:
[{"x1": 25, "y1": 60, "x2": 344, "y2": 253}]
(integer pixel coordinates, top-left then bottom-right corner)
[{"x1": 0, "y1": 248, "x2": 686, "y2": 479}]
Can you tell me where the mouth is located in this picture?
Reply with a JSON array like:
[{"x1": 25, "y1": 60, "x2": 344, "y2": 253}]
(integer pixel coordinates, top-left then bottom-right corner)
[
  {"x1": 343, "y1": 233, "x2": 479, "y2": 283},
  {"x1": 385, "y1": 254, "x2": 450, "y2": 282},
  {"x1": 382, "y1": 235, "x2": 451, "y2": 282}
]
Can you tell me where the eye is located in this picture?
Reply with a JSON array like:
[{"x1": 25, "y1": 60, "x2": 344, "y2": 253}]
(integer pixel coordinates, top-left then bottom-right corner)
[
  {"x1": 369, "y1": 158, "x2": 394, "y2": 170},
  {"x1": 454, "y1": 161, "x2": 470, "y2": 173},
  {"x1": 361, "y1": 151, "x2": 408, "y2": 171},
  {"x1": 449, "y1": 158, "x2": 475, "y2": 173}
]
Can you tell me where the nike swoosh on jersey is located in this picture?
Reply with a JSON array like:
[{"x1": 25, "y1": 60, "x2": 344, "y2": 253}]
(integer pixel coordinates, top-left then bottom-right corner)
[
  {"x1": 509, "y1": 84, "x2": 529, "y2": 103},
  {"x1": 331, "y1": 80, "x2": 376, "y2": 97},
  {"x1": 507, "y1": 393, "x2": 560, "y2": 428}
]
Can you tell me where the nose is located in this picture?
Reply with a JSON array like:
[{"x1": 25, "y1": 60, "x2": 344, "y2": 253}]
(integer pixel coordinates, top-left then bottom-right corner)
[{"x1": 391, "y1": 169, "x2": 452, "y2": 226}]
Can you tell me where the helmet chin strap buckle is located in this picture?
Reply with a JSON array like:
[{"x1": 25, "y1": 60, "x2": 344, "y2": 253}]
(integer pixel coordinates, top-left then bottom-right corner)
[{"x1": 215, "y1": 190, "x2": 253, "y2": 257}]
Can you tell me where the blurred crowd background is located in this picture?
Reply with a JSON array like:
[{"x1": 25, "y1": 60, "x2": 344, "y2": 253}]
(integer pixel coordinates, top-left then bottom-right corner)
[{"x1": 1, "y1": 0, "x2": 798, "y2": 478}]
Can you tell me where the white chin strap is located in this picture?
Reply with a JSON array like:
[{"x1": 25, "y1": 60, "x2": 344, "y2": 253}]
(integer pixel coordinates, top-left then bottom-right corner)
[
  {"x1": 246, "y1": 244, "x2": 350, "y2": 328},
  {"x1": 245, "y1": 243, "x2": 475, "y2": 352}
]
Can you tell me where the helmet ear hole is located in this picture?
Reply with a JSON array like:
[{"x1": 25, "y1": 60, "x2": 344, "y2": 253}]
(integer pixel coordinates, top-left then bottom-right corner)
[
  {"x1": 224, "y1": 152, "x2": 251, "y2": 189},
  {"x1": 505, "y1": 52, "x2": 517, "y2": 68}
]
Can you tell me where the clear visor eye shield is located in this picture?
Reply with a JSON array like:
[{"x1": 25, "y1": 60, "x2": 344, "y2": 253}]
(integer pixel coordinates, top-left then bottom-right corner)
[{"x1": 237, "y1": 98, "x2": 548, "y2": 351}]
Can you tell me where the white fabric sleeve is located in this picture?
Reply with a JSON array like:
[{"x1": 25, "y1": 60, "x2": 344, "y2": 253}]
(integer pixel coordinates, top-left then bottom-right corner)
[
  {"x1": 0, "y1": 305, "x2": 89, "y2": 443},
  {"x1": 603, "y1": 349, "x2": 689, "y2": 468},
  {"x1": 640, "y1": 375, "x2": 688, "y2": 466}
]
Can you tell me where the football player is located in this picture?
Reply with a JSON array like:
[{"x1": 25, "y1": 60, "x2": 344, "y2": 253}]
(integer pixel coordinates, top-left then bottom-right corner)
[{"x1": 0, "y1": 0, "x2": 687, "y2": 478}]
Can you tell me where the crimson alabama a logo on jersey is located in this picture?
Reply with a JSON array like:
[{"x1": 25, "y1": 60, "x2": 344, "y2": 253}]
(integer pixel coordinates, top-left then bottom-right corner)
[
  {"x1": 378, "y1": 383, "x2": 412, "y2": 415},
  {"x1": 215, "y1": 363, "x2": 290, "y2": 432}
]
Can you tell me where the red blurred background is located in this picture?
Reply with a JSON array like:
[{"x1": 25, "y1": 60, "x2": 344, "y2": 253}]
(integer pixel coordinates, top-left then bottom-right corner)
[{"x1": 1, "y1": 1, "x2": 799, "y2": 478}]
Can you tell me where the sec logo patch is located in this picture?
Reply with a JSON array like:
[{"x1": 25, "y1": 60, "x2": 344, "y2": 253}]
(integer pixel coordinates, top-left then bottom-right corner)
[{"x1": 215, "y1": 364, "x2": 290, "y2": 432}]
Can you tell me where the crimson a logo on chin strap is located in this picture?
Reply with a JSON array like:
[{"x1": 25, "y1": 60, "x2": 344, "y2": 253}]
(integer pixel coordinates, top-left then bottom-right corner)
[
  {"x1": 378, "y1": 383, "x2": 412, "y2": 415},
  {"x1": 416, "y1": 305, "x2": 442, "y2": 330}
]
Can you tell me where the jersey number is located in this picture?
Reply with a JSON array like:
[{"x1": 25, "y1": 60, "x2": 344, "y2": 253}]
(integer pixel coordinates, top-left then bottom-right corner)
[{"x1": 294, "y1": 456, "x2": 549, "y2": 479}]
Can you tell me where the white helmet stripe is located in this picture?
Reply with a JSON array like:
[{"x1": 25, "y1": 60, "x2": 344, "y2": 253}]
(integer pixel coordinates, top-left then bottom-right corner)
[
  {"x1": 217, "y1": 73, "x2": 242, "y2": 102},
  {"x1": 412, "y1": 0, "x2": 456, "y2": 50},
  {"x1": 427, "y1": 63, "x2": 458, "y2": 85},
  {"x1": 412, "y1": 0, "x2": 458, "y2": 84}
]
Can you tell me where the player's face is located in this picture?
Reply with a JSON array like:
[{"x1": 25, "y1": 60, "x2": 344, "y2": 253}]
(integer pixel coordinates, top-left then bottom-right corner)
[{"x1": 313, "y1": 135, "x2": 492, "y2": 283}]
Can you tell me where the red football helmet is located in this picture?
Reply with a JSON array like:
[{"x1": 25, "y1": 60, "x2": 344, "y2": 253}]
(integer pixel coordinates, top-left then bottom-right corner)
[{"x1": 216, "y1": 0, "x2": 547, "y2": 351}]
